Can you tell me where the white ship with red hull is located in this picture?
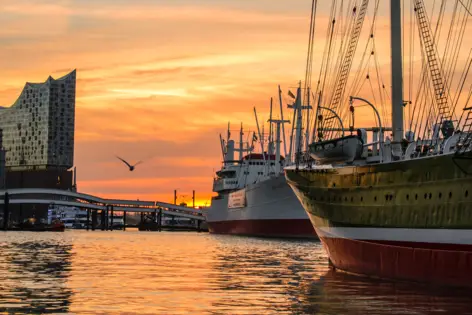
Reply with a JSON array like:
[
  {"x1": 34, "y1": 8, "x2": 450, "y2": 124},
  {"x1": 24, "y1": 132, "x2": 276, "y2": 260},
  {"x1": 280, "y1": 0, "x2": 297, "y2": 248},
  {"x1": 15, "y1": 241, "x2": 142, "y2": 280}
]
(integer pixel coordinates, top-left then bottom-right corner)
[
  {"x1": 285, "y1": 0, "x2": 472, "y2": 287},
  {"x1": 207, "y1": 163, "x2": 315, "y2": 238},
  {"x1": 206, "y1": 93, "x2": 318, "y2": 239}
]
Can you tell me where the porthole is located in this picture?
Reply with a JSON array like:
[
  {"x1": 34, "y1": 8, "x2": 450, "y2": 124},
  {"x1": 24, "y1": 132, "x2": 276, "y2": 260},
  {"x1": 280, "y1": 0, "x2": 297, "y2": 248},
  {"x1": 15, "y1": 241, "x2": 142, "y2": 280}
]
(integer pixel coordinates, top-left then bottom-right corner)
[
  {"x1": 449, "y1": 192, "x2": 453, "y2": 199},
  {"x1": 415, "y1": 194, "x2": 418, "y2": 200},
  {"x1": 374, "y1": 196, "x2": 377, "y2": 201},
  {"x1": 406, "y1": 194, "x2": 409, "y2": 200},
  {"x1": 466, "y1": 191, "x2": 469, "y2": 197},
  {"x1": 424, "y1": 193, "x2": 427, "y2": 199},
  {"x1": 439, "y1": 193, "x2": 442, "y2": 199},
  {"x1": 385, "y1": 195, "x2": 389, "y2": 201},
  {"x1": 361, "y1": 197, "x2": 363, "y2": 202},
  {"x1": 429, "y1": 193, "x2": 432, "y2": 199}
]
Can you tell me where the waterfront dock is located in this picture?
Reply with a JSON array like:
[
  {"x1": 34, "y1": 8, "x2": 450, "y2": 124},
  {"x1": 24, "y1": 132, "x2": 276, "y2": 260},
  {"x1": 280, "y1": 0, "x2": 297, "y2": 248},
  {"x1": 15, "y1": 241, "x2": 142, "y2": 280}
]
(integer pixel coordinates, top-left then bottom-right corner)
[{"x1": 0, "y1": 188, "x2": 206, "y2": 232}]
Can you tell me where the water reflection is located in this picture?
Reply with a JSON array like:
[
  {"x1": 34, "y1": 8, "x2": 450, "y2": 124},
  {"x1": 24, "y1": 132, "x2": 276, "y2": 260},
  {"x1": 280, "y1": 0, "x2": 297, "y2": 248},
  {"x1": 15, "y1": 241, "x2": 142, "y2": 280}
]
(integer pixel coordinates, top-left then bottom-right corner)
[
  {"x1": 299, "y1": 270, "x2": 472, "y2": 315},
  {"x1": 210, "y1": 237, "x2": 329, "y2": 314},
  {"x1": 0, "y1": 231, "x2": 471, "y2": 314},
  {"x1": 0, "y1": 232, "x2": 73, "y2": 314}
]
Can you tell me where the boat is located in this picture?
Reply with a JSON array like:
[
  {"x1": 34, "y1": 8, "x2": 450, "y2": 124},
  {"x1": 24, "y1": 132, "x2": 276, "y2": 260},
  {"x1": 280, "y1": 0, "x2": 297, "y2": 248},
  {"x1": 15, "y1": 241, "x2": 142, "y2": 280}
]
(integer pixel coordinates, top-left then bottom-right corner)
[
  {"x1": 309, "y1": 135, "x2": 363, "y2": 164},
  {"x1": 285, "y1": 0, "x2": 472, "y2": 287},
  {"x1": 206, "y1": 89, "x2": 318, "y2": 239},
  {"x1": 13, "y1": 217, "x2": 65, "y2": 232},
  {"x1": 48, "y1": 205, "x2": 124, "y2": 230}
]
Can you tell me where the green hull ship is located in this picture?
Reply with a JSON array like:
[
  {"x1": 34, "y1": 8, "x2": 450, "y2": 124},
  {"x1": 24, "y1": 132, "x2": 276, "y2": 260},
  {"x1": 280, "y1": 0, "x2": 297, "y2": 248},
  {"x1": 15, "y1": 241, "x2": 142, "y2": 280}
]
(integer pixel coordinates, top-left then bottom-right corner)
[
  {"x1": 286, "y1": 150, "x2": 472, "y2": 287},
  {"x1": 285, "y1": 0, "x2": 472, "y2": 287}
]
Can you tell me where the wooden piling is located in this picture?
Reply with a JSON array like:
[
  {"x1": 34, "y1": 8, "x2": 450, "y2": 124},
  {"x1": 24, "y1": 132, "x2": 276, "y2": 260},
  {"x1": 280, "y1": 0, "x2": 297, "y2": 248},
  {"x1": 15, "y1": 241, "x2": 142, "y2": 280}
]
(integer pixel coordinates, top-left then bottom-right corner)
[
  {"x1": 123, "y1": 211, "x2": 127, "y2": 231},
  {"x1": 101, "y1": 210, "x2": 106, "y2": 231},
  {"x1": 92, "y1": 210, "x2": 97, "y2": 231},
  {"x1": 3, "y1": 192, "x2": 9, "y2": 231},
  {"x1": 110, "y1": 206, "x2": 114, "y2": 231},
  {"x1": 86, "y1": 209, "x2": 90, "y2": 231}
]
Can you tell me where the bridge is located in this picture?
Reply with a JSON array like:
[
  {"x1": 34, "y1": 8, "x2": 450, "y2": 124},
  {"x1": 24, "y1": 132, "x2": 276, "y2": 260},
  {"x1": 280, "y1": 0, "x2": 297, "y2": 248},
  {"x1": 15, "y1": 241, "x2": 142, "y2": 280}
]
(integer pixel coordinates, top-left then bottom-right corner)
[{"x1": 0, "y1": 188, "x2": 206, "y2": 231}]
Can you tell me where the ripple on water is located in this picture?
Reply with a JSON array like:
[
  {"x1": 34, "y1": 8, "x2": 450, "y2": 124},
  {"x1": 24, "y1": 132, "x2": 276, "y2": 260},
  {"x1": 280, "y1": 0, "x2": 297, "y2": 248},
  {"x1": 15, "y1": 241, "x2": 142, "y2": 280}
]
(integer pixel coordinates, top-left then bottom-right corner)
[{"x1": 0, "y1": 231, "x2": 472, "y2": 314}]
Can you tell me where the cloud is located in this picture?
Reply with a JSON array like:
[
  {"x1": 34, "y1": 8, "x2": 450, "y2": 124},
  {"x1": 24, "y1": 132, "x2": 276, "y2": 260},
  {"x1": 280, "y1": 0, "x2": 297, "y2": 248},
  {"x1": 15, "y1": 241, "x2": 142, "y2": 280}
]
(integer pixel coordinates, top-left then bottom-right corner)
[{"x1": 2, "y1": 0, "x2": 472, "y2": 205}]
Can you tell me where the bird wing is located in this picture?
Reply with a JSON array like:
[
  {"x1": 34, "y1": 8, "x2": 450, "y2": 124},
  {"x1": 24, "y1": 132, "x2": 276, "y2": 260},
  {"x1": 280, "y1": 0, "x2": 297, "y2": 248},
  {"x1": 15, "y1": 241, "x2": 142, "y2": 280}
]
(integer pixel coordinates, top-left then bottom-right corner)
[
  {"x1": 133, "y1": 161, "x2": 143, "y2": 167},
  {"x1": 116, "y1": 156, "x2": 132, "y2": 168}
]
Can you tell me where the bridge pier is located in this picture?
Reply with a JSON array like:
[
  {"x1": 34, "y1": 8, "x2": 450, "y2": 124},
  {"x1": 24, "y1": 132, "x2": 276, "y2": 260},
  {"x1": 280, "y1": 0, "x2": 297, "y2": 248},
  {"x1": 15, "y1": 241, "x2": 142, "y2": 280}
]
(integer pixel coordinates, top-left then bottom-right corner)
[
  {"x1": 123, "y1": 211, "x2": 127, "y2": 231},
  {"x1": 92, "y1": 210, "x2": 97, "y2": 231},
  {"x1": 100, "y1": 210, "x2": 106, "y2": 231},
  {"x1": 107, "y1": 205, "x2": 114, "y2": 231},
  {"x1": 86, "y1": 209, "x2": 90, "y2": 231},
  {"x1": 110, "y1": 209, "x2": 113, "y2": 230},
  {"x1": 3, "y1": 192, "x2": 9, "y2": 230}
]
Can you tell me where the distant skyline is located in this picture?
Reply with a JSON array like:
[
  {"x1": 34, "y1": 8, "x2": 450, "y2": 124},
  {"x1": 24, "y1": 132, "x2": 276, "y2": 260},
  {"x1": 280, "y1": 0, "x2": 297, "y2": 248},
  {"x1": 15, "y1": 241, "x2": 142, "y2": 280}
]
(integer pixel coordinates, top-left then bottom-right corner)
[{"x1": 1, "y1": 1, "x2": 470, "y2": 205}]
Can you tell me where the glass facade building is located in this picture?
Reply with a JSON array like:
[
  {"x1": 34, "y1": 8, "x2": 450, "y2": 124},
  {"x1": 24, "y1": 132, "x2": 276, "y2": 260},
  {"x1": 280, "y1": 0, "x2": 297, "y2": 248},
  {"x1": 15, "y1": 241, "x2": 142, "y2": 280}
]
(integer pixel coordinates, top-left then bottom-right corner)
[{"x1": 0, "y1": 70, "x2": 76, "y2": 171}]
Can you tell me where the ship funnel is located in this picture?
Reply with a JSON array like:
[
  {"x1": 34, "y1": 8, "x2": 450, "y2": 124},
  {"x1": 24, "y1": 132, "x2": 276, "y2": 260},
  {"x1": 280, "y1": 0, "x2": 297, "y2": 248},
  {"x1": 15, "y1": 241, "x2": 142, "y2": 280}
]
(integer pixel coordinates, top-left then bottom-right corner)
[{"x1": 226, "y1": 140, "x2": 235, "y2": 163}]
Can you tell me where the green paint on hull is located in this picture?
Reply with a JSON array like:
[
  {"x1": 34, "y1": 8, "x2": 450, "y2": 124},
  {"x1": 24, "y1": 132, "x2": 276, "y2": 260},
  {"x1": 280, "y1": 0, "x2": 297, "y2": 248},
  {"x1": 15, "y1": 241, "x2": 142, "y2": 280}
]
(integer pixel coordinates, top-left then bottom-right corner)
[{"x1": 285, "y1": 153, "x2": 472, "y2": 229}]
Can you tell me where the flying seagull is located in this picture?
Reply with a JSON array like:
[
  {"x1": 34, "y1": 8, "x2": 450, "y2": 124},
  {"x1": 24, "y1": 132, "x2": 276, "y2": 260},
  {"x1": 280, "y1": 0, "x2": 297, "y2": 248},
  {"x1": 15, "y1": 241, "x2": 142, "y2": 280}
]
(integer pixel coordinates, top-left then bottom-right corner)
[{"x1": 116, "y1": 156, "x2": 142, "y2": 171}]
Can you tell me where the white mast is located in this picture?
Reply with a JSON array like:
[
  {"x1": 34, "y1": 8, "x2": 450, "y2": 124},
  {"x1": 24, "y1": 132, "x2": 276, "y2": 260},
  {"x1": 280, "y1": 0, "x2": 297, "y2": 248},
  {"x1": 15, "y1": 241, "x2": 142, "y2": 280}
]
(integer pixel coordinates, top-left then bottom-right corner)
[
  {"x1": 239, "y1": 123, "x2": 244, "y2": 161},
  {"x1": 219, "y1": 134, "x2": 225, "y2": 161},
  {"x1": 305, "y1": 87, "x2": 311, "y2": 150},
  {"x1": 268, "y1": 98, "x2": 274, "y2": 156},
  {"x1": 253, "y1": 107, "x2": 266, "y2": 165},
  {"x1": 278, "y1": 85, "x2": 288, "y2": 159},
  {"x1": 269, "y1": 118, "x2": 290, "y2": 174},
  {"x1": 391, "y1": 0, "x2": 404, "y2": 156}
]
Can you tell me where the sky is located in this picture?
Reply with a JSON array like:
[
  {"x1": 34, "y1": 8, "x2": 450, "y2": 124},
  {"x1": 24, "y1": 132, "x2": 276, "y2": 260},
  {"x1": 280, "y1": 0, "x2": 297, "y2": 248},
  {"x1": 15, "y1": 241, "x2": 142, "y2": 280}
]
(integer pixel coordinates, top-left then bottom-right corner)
[{"x1": 0, "y1": 0, "x2": 471, "y2": 206}]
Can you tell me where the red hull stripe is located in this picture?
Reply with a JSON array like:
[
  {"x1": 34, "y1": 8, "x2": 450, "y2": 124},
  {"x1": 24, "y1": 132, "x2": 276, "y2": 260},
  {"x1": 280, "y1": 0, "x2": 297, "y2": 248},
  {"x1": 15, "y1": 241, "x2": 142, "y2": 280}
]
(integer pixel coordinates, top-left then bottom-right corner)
[
  {"x1": 208, "y1": 219, "x2": 318, "y2": 238},
  {"x1": 321, "y1": 236, "x2": 472, "y2": 288},
  {"x1": 363, "y1": 239, "x2": 472, "y2": 252}
]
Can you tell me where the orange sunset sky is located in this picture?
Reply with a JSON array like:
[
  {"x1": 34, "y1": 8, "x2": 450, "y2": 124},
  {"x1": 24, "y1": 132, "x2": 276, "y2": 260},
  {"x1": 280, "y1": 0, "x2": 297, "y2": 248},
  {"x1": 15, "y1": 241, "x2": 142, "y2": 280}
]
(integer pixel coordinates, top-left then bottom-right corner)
[{"x1": 0, "y1": 1, "x2": 470, "y2": 206}]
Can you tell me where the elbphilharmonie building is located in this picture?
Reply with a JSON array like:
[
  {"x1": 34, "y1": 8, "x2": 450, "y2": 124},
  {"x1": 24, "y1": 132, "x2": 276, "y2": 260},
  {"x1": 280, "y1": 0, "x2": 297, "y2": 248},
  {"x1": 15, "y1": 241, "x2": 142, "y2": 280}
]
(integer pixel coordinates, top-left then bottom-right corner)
[{"x1": 0, "y1": 70, "x2": 76, "y2": 170}]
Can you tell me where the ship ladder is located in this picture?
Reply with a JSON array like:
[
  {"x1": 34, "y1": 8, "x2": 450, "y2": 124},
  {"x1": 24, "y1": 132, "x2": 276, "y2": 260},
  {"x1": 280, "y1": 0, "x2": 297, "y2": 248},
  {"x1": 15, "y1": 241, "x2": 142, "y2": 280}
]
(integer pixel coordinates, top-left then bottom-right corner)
[
  {"x1": 414, "y1": 0, "x2": 454, "y2": 125},
  {"x1": 325, "y1": 0, "x2": 369, "y2": 133}
]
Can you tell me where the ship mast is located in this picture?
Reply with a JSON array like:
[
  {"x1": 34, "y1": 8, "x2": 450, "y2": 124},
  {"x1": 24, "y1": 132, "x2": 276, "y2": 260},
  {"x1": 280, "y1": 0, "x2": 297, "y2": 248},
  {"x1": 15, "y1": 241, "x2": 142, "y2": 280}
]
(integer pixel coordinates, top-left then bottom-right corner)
[
  {"x1": 390, "y1": 0, "x2": 404, "y2": 156},
  {"x1": 295, "y1": 84, "x2": 303, "y2": 167},
  {"x1": 269, "y1": 118, "x2": 290, "y2": 174},
  {"x1": 239, "y1": 123, "x2": 244, "y2": 161}
]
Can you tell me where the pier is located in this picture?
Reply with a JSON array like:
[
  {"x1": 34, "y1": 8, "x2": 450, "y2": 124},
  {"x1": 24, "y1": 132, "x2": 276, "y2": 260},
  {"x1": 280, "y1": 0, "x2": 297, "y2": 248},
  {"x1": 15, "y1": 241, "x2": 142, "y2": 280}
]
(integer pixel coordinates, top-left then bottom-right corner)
[{"x1": 0, "y1": 188, "x2": 206, "y2": 232}]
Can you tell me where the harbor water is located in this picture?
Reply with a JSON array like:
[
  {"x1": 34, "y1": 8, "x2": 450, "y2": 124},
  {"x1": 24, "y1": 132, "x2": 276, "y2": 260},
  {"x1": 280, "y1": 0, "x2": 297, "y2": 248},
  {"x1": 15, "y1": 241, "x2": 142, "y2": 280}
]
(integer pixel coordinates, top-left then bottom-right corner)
[{"x1": 1, "y1": 231, "x2": 471, "y2": 314}]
